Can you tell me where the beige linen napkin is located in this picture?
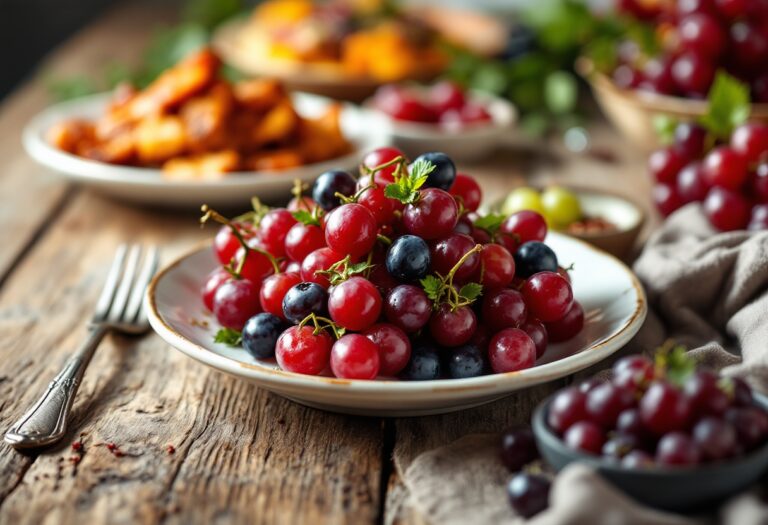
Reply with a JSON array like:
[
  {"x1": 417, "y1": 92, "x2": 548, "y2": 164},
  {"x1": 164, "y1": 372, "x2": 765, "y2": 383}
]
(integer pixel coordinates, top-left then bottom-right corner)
[{"x1": 400, "y1": 205, "x2": 768, "y2": 525}]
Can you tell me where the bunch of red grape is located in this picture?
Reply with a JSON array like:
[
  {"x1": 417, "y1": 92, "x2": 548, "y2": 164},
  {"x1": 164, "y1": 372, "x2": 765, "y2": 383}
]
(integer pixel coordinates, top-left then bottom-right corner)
[
  {"x1": 200, "y1": 147, "x2": 584, "y2": 380},
  {"x1": 371, "y1": 81, "x2": 492, "y2": 128},
  {"x1": 547, "y1": 349, "x2": 768, "y2": 467},
  {"x1": 649, "y1": 121, "x2": 768, "y2": 230},
  {"x1": 613, "y1": 0, "x2": 768, "y2": 102}
]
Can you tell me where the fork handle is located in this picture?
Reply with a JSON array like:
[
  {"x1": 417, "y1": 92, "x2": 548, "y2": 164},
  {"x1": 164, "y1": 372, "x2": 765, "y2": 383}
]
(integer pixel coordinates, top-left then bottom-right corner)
[{"x1": 5, "y1": 326, "x2": 108, "y2": 449}]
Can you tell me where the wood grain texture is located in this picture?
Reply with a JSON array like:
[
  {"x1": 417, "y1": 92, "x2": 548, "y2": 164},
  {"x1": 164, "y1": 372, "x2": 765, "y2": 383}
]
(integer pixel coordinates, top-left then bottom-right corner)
[{"x1": 0, "y1": 190, "x2": 384, "y2": 525}]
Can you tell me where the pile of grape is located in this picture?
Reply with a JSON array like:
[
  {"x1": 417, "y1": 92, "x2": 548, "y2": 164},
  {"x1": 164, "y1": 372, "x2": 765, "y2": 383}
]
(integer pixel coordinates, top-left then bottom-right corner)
[
  {"x1": 649, "y1": 121, "x2": 768, "y2": 230},
  {"x1": 371, "y1": 81, "x2": 492, "y2": 129},
  {"x1": 200, "y1": 148, "x2": 584, "y2": 380},
  {"x1": 614, "y1": 0, "x2": 768, "y2": 102},
  {"x1": 547, "y1": 349, "x2": 768, "y2": 467}
]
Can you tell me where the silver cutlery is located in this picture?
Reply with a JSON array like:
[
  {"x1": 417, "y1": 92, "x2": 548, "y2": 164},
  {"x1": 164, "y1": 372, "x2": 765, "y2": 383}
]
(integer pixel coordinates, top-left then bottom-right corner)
[{"x1": 5, "y1": 244, "x2": 159, "y2": 449}]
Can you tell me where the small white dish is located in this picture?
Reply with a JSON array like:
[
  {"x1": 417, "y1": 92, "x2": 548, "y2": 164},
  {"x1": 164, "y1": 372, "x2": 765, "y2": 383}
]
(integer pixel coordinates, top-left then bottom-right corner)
[
  {"x1": 367, "y1": 91, "x2": 517, "y2": 162},
  {"x1": 23, "y1": 92, "x2": 389, "y2": 208},
  {"x1": 145, "y1": 232, "x2": 647, "y2": 417}
]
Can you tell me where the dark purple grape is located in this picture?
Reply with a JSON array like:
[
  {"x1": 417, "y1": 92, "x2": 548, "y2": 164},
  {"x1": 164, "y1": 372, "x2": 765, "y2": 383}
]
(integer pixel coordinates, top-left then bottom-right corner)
[
  {"x1": 692, "y1": 417, "x2": 737, "y2": 461},
  {"x1": 507, "y1": 472, "x2": 550, "y2": 519},
  {"x1": 242, "y1": 313, "x2": 285, "y2": 359},
  {"x1": 500, "y1": 425, "x2": 539, "y2": 472}
]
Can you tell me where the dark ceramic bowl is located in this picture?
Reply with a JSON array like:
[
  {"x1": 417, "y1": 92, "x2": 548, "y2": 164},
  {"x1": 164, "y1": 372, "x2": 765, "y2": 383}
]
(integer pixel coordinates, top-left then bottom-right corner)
[{"x1": 532, "y1": 394, "x2": 768, "y2": 512}]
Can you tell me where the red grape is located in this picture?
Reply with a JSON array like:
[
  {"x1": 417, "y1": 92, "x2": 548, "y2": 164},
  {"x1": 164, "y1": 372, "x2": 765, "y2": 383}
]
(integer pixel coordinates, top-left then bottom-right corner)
[
  {"x1": 258, "y1": 209, "x2": 296, "y2": 258},
  {"x1": 275, "y1": 325, "x2": 332, "y2": 375},
  {"x1": 703, "y1": 187, "x2": 750, "y2": 231},
  {"x1": 259, "y1": 272, "x2": 302, "y2": 320},
  {"x1": 429, "y1": 304, "x2": 477, "y2": 347},
  {"x1": 521, "y1": 271, "x2": 573, "y2": 323},
  {"x1": 330, "y1": 334, "x2": 380, "y2": 379},
  {"x1": 449, "y1": 173, "x2": 482, "y2": 211},
  {"x1": 564, "y1": 421, "x2": 605, "y2": 455},
  {"x1": 482, "y1": 289, "x2": 527, "y2": 332},
  {"x1": 403, "y1": 188, "x2": 458, "y2": 239},
  {"x1": 363, "y1": 323, "x2": 411, "y2": 376},
  {"x1": 649, "y1": 147, "x2": 687, "y2": 185},
  {"x1": 202, "y1": 268, "x2": 230, "y2": 311},
  {"x1": 544, "y1": 300, "x2": 584, "y2": 343},
  {"x1": 328, "y1": 276, "x2": 382, "y2": 331},
  {"x1": 488, "y1": 328, "x2": 536, "y2": 373},
  {"x1": 213, "y1": 279, "x2": 262, "y2": 331},
  {"x1": 731, "y1": 123, "x2": 768, "y2": 164},
  {"x1": 324, "y1": 203, "x2": 377, "y2": 259},
  {"x1": 384, "y1": 285, "x2": 432, "y2": 332},
  {"x1": 477, "y1": 244, "x2": 515, "y2": 290},
  {"x1": 548, "y1": 387, "x2": 587, "y2": 435},
  {"x1": 703, "y1": 146, "x2": 748, "y2": 190}
]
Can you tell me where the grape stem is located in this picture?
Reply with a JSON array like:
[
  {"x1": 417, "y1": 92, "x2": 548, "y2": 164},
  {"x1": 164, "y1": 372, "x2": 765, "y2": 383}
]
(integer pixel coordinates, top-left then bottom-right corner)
[
  {"x1": 361, "y1": 155, "x2": 406, "y2": 176},
  {"x1": 334, "y1": 182, "x2": 376, "y2": 205},
  {"x1": 298, "y1": 312, "x2": 345, "y2": 339},
  {"x1": 200, "y1": 204, "x2": 281, "y2": 277}
]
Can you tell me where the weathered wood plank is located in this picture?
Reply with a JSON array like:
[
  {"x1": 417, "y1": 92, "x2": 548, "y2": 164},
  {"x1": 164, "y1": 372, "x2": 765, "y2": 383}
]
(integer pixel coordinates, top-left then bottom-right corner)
[{"x1": 0, "y1": 190, "x2": 384, "y2": 524}]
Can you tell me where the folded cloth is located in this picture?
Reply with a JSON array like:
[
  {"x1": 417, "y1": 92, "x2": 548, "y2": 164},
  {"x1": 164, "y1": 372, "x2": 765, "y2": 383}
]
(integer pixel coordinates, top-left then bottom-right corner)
[{"x1": 400, "y1": 205, "x2": 768, "y2": 525}]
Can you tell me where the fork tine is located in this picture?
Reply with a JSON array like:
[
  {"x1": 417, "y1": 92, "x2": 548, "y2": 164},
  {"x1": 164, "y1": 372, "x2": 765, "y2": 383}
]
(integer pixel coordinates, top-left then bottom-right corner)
[
  {"x1": 122, "y1": 246, "x2": 158, "y2": 324},
  {"x1": 106, "y1": 244, "x2": 141, "y2": 324},
  {"x1": 92, "y1": 244, "x2": 128, "y2": 323}
]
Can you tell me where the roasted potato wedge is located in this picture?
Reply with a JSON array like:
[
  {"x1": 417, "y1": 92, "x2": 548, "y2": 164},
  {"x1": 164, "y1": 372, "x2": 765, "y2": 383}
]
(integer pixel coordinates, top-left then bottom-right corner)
[
  {"x1": 127, "y1": 48, "x2": 219, "y2": 119},
  {"x1": 162, "y1": 150, "x2": 240, "y2": 180},
  {"x1": 47, "y1": 49, "x2": 351, "y2": 174},
  {"x1": 46, "y1": 120, "x2": 96, "y2": 154},
  {"x1": 134, "y1": 116, "x2": 187, "y2": 164}
]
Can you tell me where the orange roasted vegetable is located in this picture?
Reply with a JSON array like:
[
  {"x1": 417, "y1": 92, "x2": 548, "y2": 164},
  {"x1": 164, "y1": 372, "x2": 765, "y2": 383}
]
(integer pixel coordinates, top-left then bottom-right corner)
[{"x1": 46, "y1": 48, "x2": 352, "y2": 178}]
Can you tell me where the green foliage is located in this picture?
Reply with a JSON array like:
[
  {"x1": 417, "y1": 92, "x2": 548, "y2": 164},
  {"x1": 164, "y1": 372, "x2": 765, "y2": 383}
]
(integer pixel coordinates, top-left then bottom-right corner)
[
  {"x1": 699, "y1": 72, "x2": 750, "y2": 139},
  {"x1": 384, "y1": 159, "x2": 434, "y2": 204},
  {"x1": 420, "y1": 275, "x2": 444, "y2": 303},
  {"x1": 458, "y1": 283, "x2": 483, "y2": 302},
  {"x1": 214, "y1": 328, "x2": 242, "y2": 346},
  {"x1": 473, "y1": 213, "x2": 505, "y2": 236}
]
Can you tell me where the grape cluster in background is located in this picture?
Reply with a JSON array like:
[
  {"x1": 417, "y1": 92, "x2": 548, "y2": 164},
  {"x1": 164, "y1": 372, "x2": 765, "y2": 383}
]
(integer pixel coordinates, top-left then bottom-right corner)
[
  {"x1": 612, "y1": 0, "x2": 768, "y2": 102},
  {"x1": 200, "y1": 148, "x2": 586, "y2": 381}
]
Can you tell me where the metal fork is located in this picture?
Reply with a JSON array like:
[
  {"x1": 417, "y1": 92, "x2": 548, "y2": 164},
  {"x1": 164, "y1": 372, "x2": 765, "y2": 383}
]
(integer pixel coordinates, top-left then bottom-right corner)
[{"x1": 5, "y1": 244, "x2": 159, "y2": 449}]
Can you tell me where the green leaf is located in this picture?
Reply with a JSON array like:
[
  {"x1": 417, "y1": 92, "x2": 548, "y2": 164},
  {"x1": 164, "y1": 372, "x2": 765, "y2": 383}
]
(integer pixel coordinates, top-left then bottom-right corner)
[
  {"x1": 545, "y1": 71, "x2": 578, "y2": 115},
  {"x1": 291, "y1": 210, "x2": 320, "y2": 226},
  {"x1": 656, "y1": 344, "x2": 696, "y2": 387},
  {"x1": 698, "y1": 72, "x2": 750, "y2": 139},
  {"x1": 653, "y1": 114, "x2": 678, "y2": 145},
  {"x1": 214, "y1": 328, "x2": 242, "y2": 346},
  {"x1": 408, "y1": 158, "x2": 435, "y2": 188},
  {"x1": 473, "y1": 213, "x2": 506, "y2": 236},
  {"x1": 384, "y1": 159, "x2": 435, "y2": 204},
  {"x1": 458, "y1": 282, "x2": 483, "y2": 302},
  {"x1": 384, "y1": 184, "x2": 410, "y2": 202},
  {"x1": 420, "y1": 275, "x2": 444, "y2": 302}
]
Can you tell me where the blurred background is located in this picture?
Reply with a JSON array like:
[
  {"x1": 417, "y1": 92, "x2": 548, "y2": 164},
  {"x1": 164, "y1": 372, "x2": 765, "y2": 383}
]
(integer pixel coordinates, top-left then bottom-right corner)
[{"x1": 0, "y1": 0, "x2": 532, "y2": 100}]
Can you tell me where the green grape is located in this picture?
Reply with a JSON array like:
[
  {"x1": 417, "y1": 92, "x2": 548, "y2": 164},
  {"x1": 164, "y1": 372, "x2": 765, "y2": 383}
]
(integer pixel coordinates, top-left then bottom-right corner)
[
  {"x1": 541, "y1": 186, "x2": 582, "y2": 228},
  {"x1": 501, "y1": 187, "x2": 544, "y2": 215}
]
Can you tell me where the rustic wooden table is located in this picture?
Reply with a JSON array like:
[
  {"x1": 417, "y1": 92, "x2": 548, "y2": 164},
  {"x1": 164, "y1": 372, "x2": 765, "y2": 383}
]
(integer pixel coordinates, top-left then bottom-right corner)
[{"x1": 0, "y1": 4, "x2": 655, "y2": 524}]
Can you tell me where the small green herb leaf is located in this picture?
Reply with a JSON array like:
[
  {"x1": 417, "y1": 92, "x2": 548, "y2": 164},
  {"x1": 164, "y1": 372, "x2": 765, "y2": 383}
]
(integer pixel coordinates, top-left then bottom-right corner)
[
  {"x1": 698, "y1": 72, "x2": 750, "y2": 139},
  {"x1": 384, "y1": 159, "x2": 434, "y2": 204},
  {"x1": 292, "y1": 209, "x2": 321, "y2": 226},
  {"x1": 458, "y1": 282, "x2": 483, "y2": 302},
  {"x1": 473, "y1": 213, "x2": 506, "y2": 236},
  {"x1": 653, "y1": 114, "x2": 678, "y2": 145},
  {"x1": 420, "y1": 275, "x2": 444, "y2": 302},
  {"x1": 656, "y1": 343, "x2": 696, "y2": 387},
  {"x1": 214, "y1": 328, "x2": 242, "y2": 346}
]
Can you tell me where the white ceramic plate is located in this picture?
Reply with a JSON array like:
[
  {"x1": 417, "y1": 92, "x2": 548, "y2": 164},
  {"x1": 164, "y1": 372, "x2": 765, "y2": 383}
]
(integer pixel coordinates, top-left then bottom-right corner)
[
  {"x1": 23, "y1": 92, "x2": 390, "y2": 208},
  {"x1": 366, "y1": 91, "x2": 518, "y2": 162},
  {"x1": 145, "y1": 232, "x2": 647, "y2": 416}
]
